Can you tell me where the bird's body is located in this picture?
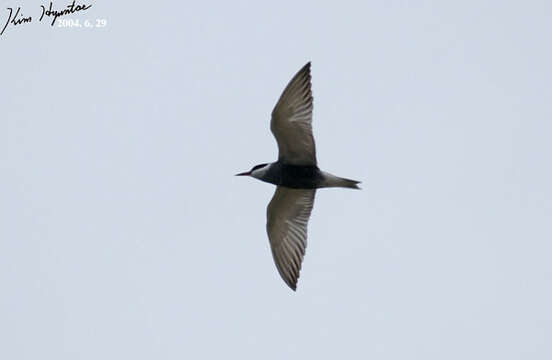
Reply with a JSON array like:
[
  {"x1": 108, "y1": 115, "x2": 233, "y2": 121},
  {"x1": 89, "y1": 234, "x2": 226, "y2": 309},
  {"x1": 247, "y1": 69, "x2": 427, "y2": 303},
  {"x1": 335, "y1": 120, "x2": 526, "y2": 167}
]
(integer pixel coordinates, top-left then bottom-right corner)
[
  {"x1": 251, "y1": 162, "x2": 323, "y2": 189},
  {"x1": 237, "y1": 62, "x2": 360, "y2": 291},
  {"x1": 249, "y1": 162, "x2": 359, "y2": 189}
]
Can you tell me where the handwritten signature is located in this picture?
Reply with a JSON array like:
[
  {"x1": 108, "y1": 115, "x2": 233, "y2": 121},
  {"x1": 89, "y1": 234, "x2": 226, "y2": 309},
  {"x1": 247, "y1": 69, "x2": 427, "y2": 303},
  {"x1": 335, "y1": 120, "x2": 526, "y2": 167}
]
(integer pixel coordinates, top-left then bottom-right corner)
[{"x1": 1, "y1": 1, "x2": 92, "y2": 36}]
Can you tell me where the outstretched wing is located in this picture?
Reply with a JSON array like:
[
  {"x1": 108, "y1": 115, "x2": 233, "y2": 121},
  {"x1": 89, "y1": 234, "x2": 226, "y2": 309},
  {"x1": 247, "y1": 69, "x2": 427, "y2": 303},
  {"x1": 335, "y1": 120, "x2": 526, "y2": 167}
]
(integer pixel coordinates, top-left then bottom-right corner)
[
  {"x1": 266, "y1": 186, "x2": 316, "y2": 290},
  {"x1": 270, "y1": 62, "x2": 317, "y2": 166}
]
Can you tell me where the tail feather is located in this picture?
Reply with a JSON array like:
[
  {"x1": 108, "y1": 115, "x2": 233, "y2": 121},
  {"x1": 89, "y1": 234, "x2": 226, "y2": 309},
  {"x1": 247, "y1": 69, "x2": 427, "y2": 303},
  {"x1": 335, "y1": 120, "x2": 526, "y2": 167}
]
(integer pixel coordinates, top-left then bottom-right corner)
[
  {"x1": 338, "y1": 177, "x2": 362, "y2": 189},
  {"x1": 320, "y1": 172, "x2": 361, "y2": 189}
]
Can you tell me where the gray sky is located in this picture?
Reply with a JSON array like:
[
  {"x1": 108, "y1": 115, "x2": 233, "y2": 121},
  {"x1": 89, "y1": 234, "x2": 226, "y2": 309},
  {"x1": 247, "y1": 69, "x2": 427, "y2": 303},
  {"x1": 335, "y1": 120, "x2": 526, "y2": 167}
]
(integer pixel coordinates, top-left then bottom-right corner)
[{"x1": 2, "y1": 1, "x2": 551, "y2": 359}]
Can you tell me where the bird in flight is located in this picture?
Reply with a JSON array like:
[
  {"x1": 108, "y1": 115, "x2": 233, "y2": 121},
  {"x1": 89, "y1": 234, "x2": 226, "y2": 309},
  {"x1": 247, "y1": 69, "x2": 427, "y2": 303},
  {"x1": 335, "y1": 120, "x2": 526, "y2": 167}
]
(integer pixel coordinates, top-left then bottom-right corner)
[{"x1": 237, "y1": 62, "x2": 360, "y2": 291}]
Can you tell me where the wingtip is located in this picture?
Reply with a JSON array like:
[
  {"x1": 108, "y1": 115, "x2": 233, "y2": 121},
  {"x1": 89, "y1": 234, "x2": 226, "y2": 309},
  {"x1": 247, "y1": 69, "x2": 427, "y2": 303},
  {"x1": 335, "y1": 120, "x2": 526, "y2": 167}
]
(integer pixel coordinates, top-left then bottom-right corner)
[
  {"x1": 284, "y1": 274, "x2": 299, "y2": 291},
  {"x1": 289, "y1": 283, "x2": 297, "y2": 291},
  {"x1": 284, "y1": 274, "x2": 298, "y2": 291}
]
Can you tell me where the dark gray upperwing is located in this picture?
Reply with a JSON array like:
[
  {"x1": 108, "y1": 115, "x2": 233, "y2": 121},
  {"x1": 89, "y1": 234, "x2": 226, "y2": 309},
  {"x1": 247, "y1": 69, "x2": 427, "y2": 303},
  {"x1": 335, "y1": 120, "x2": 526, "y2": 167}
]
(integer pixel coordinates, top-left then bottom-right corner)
[{"x1": 270, "y1": 62, "x2": 317, "y2": 166}]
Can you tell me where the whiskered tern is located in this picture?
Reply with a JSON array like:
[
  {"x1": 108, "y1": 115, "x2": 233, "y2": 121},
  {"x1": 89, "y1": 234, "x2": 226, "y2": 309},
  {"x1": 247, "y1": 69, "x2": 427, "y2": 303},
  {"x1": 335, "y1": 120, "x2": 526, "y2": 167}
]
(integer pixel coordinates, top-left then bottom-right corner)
[{"x1": 237, "y1": 62, "x2": 360, "y2": 291}]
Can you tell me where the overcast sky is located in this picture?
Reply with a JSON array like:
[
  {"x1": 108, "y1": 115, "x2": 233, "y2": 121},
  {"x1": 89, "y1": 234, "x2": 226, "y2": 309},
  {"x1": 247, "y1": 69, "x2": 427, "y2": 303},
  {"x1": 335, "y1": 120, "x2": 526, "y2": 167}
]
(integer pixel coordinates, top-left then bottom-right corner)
[{"x1": 2, "y1": 1, "x2": 551, "y2": 359}]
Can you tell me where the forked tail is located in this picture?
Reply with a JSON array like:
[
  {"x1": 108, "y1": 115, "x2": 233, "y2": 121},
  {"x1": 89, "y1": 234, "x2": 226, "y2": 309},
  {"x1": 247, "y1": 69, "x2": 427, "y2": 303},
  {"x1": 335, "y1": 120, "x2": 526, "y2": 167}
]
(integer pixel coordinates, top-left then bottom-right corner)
[{"x1": 320, "y1": 171, "x2": 361, "y2": 189}]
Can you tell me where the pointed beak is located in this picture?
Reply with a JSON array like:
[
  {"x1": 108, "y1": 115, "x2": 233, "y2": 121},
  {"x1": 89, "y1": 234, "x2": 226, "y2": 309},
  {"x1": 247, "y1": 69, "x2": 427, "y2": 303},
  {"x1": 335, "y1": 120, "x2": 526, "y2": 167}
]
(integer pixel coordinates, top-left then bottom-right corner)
[{"x1": 235, "y1": 171, "x2": 250, "y2": 176}]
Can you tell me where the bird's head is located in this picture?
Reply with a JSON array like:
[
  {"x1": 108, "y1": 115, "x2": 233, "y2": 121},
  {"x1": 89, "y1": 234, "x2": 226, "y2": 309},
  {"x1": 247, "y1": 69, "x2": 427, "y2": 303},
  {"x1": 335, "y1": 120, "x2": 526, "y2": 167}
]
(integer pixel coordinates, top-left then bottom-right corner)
[{"x1": 236, "y1": 163, "x2": 270, "y2": 180}]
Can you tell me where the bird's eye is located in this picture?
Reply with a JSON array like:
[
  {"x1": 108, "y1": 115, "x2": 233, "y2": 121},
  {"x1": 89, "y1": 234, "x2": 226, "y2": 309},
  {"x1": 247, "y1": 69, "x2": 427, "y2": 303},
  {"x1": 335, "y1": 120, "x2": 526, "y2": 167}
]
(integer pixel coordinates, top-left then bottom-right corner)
[{"x1": 252, "y1": 164, "x2": 267, "y2": 171}]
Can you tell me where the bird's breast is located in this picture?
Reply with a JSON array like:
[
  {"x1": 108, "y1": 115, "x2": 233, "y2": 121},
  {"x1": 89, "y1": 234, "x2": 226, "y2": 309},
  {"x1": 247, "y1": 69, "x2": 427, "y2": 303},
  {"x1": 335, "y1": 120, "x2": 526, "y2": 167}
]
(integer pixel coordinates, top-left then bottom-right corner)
[{"x1": 264, "y1": 163, "x2": 322, "y2": 189}]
